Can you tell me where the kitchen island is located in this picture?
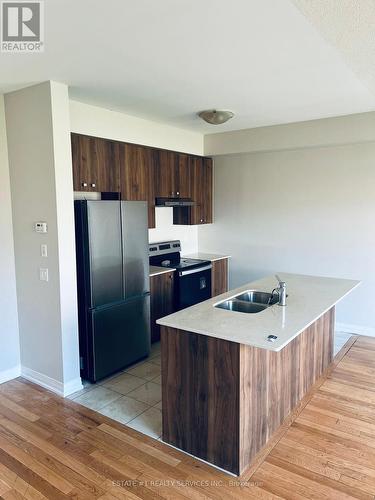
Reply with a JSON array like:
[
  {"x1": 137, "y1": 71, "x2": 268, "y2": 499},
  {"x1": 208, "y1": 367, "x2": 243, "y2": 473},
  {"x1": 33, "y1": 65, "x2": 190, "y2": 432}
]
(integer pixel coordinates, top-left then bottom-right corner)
[{"x1": 157, "y1": 273, "x2": 359, "y2": 475}]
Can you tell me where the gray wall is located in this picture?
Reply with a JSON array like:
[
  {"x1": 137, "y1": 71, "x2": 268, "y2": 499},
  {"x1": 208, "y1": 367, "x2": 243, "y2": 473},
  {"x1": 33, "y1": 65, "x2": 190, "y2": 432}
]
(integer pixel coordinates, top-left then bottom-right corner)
[
  {"x1": 0, "y1": 95, "x2": 20, "y2": 381},
  {"x1": 5, "y1": 82, "x2": 81, "y2": 394},
  {"x1": 198, "y1": 142, "x2": 375, "y2": 333}
]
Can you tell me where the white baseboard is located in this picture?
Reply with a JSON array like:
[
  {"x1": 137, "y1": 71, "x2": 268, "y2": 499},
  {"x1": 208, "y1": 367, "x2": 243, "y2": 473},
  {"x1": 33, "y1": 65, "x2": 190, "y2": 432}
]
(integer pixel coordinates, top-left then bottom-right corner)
[
  {"x1": 63, "y1": 377, "x2": 84, "y2": 397},
  {"x1": 336, "y1": 322, "x2": 375, "y2": 338},
  {"x1": 0, "y1": 365, "x2": 21, "y2": 385},
  {"x1": 21, "y1": 366, "x2": 83, "y2": 397}
]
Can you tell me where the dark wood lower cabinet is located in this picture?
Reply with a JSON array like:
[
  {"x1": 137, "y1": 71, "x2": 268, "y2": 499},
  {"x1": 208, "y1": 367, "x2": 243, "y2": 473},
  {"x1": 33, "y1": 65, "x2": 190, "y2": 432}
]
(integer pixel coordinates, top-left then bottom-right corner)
[
  {"x1": 150, "y1": 271, "x2": 175, "y2": 343},
  {"x1": 161, "y1": 307, "x2": 334, "y2": 475},
  {"x1": 211, "y1": 258, "x2": 228, "y2": 297}
]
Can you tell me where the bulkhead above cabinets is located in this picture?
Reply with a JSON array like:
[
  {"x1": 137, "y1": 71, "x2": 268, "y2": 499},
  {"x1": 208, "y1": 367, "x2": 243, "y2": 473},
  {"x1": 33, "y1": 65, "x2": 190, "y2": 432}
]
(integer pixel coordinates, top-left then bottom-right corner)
[{"x1": 71, "y1": 133, "x2": 213, "y2": 229}]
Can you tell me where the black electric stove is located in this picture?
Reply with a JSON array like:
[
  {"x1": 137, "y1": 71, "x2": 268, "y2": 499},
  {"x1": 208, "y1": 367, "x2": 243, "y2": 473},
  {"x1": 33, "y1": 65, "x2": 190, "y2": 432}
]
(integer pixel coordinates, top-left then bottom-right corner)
[{"x1": 149, "y1": 240, "x2": 212, "y2": 310}]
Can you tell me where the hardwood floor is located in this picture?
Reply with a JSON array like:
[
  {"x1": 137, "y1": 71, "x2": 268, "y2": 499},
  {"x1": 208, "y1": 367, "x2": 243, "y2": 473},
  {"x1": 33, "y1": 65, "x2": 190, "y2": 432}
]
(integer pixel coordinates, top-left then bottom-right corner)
[{"x1": 0, "y1": 335, "x2": 374, "y2": 499}]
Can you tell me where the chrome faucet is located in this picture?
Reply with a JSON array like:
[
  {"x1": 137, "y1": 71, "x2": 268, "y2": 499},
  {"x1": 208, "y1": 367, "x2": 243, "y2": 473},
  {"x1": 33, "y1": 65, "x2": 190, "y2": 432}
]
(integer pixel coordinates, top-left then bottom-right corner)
[{"x1": 273, "y1": 275, "x2": 287, "y2": 306}]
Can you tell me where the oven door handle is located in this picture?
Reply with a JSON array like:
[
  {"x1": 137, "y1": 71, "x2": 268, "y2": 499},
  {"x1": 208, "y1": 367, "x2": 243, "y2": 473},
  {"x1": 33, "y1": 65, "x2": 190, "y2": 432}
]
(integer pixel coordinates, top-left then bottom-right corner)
[{"x1": 178, "y1": 264, "x2": 212, "y2": 277}]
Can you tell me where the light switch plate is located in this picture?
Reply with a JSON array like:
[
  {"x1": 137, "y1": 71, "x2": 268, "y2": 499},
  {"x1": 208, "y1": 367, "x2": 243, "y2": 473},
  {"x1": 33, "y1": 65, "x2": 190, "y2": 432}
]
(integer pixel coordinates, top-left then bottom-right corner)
[
  {"x1": 41, "y1": 244, "x2": 48, "y2": 257},
  {"x1": 39, "y1": 268, "x2": 49, "y2": 282}
]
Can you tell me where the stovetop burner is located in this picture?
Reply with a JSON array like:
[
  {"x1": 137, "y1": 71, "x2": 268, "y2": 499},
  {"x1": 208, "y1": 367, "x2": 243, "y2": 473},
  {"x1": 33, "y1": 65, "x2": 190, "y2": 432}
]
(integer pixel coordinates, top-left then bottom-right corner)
[
  {"x1": 149, "y1": 241, "x2": 210, "y2": 271},
  {"x1": 161, "y1": 257, "x2": 209, "y2": 270}
]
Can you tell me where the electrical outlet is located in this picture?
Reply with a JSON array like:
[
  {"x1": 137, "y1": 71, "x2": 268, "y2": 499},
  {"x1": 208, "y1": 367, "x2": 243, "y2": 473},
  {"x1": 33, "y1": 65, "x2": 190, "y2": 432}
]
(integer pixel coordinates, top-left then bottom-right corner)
[{"x1": 39, "y1": 268, "x2": 49, "y2": 282}]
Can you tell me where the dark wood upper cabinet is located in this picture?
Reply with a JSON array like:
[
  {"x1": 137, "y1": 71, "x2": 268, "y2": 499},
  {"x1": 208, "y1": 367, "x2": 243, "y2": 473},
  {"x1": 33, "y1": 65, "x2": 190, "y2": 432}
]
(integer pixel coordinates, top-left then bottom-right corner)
[
  {"x1": 177, "y1": 153, "x2": 192, "y2": 198},
  {"x1": 201, "y1": 157, "x2": 213, "y2": 223},
  {"x1": 155, "y1": 150, "x2": 191, "y2": 199},
  {"x1": 71, "y1": 133, "x2": 212, "y2": 227},
  {"x1": 174, "y1": 156, "x2": 213, "y2": 225},
  {"x1": 71, "y1": 133, "x2": 90, "y2": 191},
  {"x1": 156, "y1": 150, "x2": 178, "y2": 198},
  {"x1": 119, "y1": 143, "x2": 156, "y2": 228},
  {"x1": 191, "y1": 157, "x2": 212, "y2": 224},
  {"x1": 71, "y1": 134, "x2": 120, "y2": 193}
]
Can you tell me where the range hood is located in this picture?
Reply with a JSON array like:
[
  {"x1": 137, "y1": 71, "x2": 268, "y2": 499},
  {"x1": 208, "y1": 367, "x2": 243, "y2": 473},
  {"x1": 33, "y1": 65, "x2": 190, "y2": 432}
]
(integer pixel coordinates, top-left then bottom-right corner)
[{"x1": 156, "y1": 197, "x2": 195, "y2": 207}]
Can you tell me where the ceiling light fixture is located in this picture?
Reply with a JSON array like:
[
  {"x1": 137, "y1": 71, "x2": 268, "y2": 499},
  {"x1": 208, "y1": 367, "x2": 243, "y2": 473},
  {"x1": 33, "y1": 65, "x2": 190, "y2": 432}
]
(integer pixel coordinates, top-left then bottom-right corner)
[{"x1": 198, "y1": 109, "x2": 234, "y2": 125}]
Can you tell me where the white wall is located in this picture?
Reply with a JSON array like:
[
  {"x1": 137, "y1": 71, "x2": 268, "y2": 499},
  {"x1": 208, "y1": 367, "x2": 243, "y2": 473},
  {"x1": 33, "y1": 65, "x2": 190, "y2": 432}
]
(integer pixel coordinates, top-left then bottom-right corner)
[
  {"x1": 0, "y1": 95, "x2": 20, "y2": 383},
  {"x1": 198, "y1": 142, "x2": 375, "y2": 334},
  {"x1": 70, "y1": 100, "x2": 204, "y2": 156},
  {"x1": 205, "y1": 111, "x2": 375, "y2": 156},
  {"x1": 5, "y1": 82, "x2": 81, "y2": 395},
  {"x1": 50, "y1": 84, "x2": 82, "y2": 388},
  {"x1": 149, "y1": 208, "x2": 198, "y2": 255}
]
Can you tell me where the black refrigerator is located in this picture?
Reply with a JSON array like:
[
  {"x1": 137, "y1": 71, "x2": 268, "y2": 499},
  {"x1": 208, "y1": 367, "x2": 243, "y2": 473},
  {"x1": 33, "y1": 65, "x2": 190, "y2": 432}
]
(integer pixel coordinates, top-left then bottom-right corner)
[{"x1": 74, "y1": 200, "x2": 150, "y2": 382}]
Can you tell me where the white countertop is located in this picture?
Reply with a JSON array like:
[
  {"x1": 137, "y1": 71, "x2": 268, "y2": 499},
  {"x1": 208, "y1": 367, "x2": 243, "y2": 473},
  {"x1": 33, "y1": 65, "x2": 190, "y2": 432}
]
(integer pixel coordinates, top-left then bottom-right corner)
[
  {"x1": 183, "y1": 252, "x2": 230, "y2": 262},
  {"x1": 157, "y1": 273, "x2": 359, "y2": 351},
  {"x1": 149, "y1": 265, "x2": 176, "y2": 277}
]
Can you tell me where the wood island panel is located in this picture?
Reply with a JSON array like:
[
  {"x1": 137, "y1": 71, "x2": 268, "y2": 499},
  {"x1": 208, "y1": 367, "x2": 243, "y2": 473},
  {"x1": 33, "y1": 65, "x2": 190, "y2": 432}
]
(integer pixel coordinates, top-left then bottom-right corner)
[
  {"x1": 161, "y1": 327, "x2": 240, "y2": 473},
  {"x1": 239, "y1": 307, "x2": 334, "y2": 472},
  {"x1": 161, "y1": 307, "x2": 334, "y2": 475}
]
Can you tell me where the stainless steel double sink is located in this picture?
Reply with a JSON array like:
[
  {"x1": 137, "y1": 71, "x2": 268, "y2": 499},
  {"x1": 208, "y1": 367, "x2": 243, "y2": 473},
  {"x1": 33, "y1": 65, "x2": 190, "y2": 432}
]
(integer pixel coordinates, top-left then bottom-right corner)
[{"x1": 215, "y1": 290, "x2": 278, "y2": 314}]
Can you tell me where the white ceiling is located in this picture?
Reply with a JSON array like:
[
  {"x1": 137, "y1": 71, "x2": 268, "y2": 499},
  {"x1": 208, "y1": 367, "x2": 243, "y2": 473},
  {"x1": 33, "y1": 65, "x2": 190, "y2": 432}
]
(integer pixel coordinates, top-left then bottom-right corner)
[
  {"x1": 1, "y1": 0, "x2": 374, "y2": 133},
  {"x1": 292, "y1": 0, "x2": 375, "y2": 97}
]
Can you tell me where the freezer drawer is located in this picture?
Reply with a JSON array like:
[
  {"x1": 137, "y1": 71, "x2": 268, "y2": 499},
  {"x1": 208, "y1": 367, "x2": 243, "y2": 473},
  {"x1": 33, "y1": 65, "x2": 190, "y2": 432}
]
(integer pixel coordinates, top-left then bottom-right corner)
[{"x1": 86, "y1": 295, "x2": 150, "y2": 382}]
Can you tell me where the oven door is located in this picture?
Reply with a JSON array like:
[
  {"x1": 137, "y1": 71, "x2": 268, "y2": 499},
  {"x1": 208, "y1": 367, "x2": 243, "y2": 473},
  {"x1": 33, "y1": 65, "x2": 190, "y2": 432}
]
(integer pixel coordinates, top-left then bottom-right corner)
[{"x1": 176, "y1": 264, "x2": 212, "y2": 310}]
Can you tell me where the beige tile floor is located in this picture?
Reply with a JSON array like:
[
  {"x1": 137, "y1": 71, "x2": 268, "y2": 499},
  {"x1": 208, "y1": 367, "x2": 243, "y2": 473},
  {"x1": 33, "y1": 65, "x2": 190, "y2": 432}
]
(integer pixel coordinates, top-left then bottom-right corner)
[
  {"x1": 69, "y1": 332, "x2": 354, "y2": 441},
  {"x1": 69, "y1": 342, "x2": 162, "y2": 439}
]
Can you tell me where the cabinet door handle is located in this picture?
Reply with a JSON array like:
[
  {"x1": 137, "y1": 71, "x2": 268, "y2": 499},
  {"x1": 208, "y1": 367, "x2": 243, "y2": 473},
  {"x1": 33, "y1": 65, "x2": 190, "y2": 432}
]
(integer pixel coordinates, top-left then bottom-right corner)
[
  {"x1": 176, "y1": 191, "x2": 180, "y2": 196},
  {"x1": 81, "y1": 182, "x2": 88, "y2": 188},
  {"x1": 91, "y1": 183, "x2": 96, "y2": 188},
  {"x1": 200, "y1": 218, "x2": 204, "y2": 223}
]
